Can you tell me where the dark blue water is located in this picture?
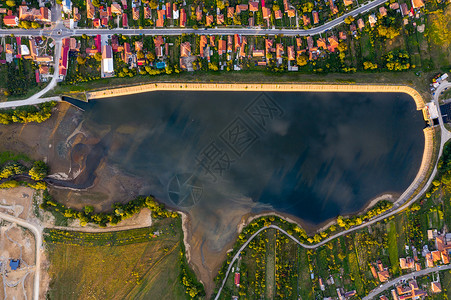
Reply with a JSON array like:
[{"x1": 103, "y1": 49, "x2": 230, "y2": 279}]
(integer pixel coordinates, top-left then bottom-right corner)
[{"x1": 79, "y1": 91, "x2": 425, "y2": 224}]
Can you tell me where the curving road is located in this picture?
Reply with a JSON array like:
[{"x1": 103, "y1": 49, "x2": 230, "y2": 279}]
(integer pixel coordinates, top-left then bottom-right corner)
[
  {"x1": 0, "y1": 212, "x2": 43, "y2": 300},
  {"x1": 363, "y1": 264, "x2": 451, "y2": 300}
]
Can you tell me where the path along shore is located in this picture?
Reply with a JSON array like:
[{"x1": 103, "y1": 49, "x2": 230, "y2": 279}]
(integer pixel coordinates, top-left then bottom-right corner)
[{"x1": 86, "y1": 82, "x2": 425, "y2": 110}]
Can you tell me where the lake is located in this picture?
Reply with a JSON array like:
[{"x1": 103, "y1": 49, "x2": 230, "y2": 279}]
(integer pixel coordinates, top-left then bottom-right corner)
[{"x1": 77, "y1": 91, "x2": 425, "y2": 224}]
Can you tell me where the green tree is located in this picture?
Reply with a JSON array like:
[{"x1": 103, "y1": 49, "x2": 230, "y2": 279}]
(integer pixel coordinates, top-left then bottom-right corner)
[
  {"x1": 344, "y1": 16, "x2": 355, "y2": 24},
  {"x1": 29, "y1": 161, "x2": 48, "y2": 181},
  {"x1": 296, "y1": 54, "x2": 308, "y2": 66}
]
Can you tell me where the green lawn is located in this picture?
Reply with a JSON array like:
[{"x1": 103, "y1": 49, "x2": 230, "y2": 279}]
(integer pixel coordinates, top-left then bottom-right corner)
[{"x1": 387, "y1": 220, "x2": 400, "y2": 276}]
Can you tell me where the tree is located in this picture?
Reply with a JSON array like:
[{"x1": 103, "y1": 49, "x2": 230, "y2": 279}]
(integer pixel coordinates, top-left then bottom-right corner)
[
  {"x1": 31, "y1": 22, "x2": 40, "y2": 29},
  {"x1": 296, "y1": 54, "x2": 308, "y2": 66},
  {"x1": 137, "y1": 50, "x2": 145, "y2": 59},
  {"x1": 94, "y1": 52, "x2": 102, "y2": 61},
  {"x1": 92, "y1": 0, "x2": 100, "y2": 7},
  {"x1": 273, "y1": 4, "x2": 280, "y2": 11},
  {"x1": 216, "y1": 0, "x2": 225, "y2": 10},
  {"x1": 77, "y1": 56, "x2": 86, "y2": 65},
  {"x1": 29, "y1": 161, "x2": 48, "y2": 181},
  {"x1": 81, "y1": 34, "x2": 87, "y2": 39},
  {"x1": 149, "y1": 0, "x2": 158, "y2": 9},
  {"x1": 6, "y1": 0, "x2": 15, "y2": 7},
  {"x1": 144, "y1": 52, "x2": 154, "y2": 61},
  {"x1": 337, "y1": 42, "x2": 347, "y2": 52},
  {"x1": 344, "y1": 16, "x2": 355, "y2": 24}
]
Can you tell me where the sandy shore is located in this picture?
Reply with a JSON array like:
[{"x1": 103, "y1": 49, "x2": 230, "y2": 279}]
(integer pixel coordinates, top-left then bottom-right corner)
[{"x1": 87, "y1": 82, "x2": 425, "y2": 110}]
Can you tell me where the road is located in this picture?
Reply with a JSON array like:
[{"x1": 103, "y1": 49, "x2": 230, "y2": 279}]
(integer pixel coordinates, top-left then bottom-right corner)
[
  {"x1": 363, "y1": 264, "x2": 451, "y2": 300},
  {"x1": 0, "y1": 212, "x2": 43, "y2": 300},
  {"x1": 0, "y1": 0, "x2": 387, "y2": 38}
]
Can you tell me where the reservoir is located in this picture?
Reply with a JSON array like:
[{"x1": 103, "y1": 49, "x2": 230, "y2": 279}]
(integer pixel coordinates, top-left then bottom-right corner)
[{"x1": 76, "y1": 91, "x2": 425, "y2": 224}]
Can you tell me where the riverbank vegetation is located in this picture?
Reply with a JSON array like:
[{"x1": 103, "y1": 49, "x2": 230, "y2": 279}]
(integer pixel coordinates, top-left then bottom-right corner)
[
  {"x1": 40, "y1": 192, "x2": 178, "y2": 227},
  {"x1": 0, "y1": 151, "x2": 48, "y2": 190},
  {"x1": 0, "y1": 101, "x2": 56, "y2": 124},
  {"x1": 45, "y1": 216, "x2": 204, "y2": 299}
]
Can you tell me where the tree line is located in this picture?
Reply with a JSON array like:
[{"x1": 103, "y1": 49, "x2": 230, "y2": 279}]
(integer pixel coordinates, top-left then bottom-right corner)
[{"x1": 0, "y1": 101, "x2": 56, "y2": 124}]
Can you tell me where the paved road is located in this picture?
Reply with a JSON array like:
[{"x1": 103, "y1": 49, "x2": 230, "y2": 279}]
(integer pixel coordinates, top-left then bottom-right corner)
[
  {"x1": 0, "y1": 212, "x2": 43, "y2": 300},
  {"x1": 0, "y1": 0, "x2": 387, "y2": 38},
  {"x1": 363, "y1": 264, "x2": 451, "y2": 300}
]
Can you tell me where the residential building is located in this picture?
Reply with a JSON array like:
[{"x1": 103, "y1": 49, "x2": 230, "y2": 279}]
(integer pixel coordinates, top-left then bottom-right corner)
[
  {"x1": 3, "y1": 15, "x2": 18, "y2": 26},
  {"x1": 102, "y1": 45, "x2": 114, "y2": 75}
]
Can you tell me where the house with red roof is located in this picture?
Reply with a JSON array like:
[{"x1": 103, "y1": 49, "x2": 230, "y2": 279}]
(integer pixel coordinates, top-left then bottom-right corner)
[{"x1": 3, "y1": 15, "x2": 18, "y2": 26}]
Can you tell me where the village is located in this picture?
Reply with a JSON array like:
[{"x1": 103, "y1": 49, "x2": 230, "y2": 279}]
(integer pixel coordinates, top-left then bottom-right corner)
[{"x1": 0, "y1": 0, "x2": 437, "y2": 88}]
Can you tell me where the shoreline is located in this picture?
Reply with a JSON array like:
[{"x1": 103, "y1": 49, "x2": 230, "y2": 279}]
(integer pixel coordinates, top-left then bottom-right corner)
[
  {"x1": 86, "y1": 82, "x2": 425, "y2": 111},
  {"x1": 236, "y1": 193, "x2": 395, "y2": 236}
]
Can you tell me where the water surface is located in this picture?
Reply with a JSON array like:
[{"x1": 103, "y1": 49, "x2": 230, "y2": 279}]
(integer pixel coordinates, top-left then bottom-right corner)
[{"x1": 78, "y1": 91, "x2": 425, "y2": 224}]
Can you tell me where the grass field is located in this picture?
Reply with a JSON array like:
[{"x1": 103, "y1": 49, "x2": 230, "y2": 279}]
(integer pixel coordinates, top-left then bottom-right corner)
[
  {"x1": 387, "y1": 220, "x2": 400, "y2": 276},
  {"x1": 45, "y1": 218, "x2": 189, "y2": 300}
]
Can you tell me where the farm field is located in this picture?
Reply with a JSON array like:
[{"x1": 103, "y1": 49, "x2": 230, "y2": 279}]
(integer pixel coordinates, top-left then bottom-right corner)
[{"x1": 45, "y1": 218, "x2": 188, "y2": 300}]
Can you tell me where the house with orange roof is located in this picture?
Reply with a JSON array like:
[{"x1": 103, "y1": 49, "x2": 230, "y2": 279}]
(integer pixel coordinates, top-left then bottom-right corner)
[
  {"x1": 339, "y1": 31, "x2": 347, "y2": 40},
  {"x1": 431, "y1": 250, "x2": 441, "y2": 262},
  {"x1": 249, "y1": 1, "x2": 259, "y2": 12},
  {"x1": 283, "y1": 0, "x2": 289, "y2": 11},
  {"x1": 144, "y1": 7, "x2": 151, "y2": 19},
  {"x1": 380, "y1": 296, "x2": 389, "y2": 300},
  {"x1": 328, "y1": 36, "x2": 339, "y2": 52},
  {"x1": 253, "y1": 49, "x2": 265, "y2": 57},
  {"x1": 19, "y1": 6, "x2": 51, "y2": 22},
  {"x1": 206, "y1": 15, "x2": 214, "y2": 26},
  {"x1": 287, "y1": 46, "x2": 295, "y2": 60},
  {"x1": 378, "y1": 270, "x2": 390, "y2": 282},
  {"x1": 227, "y1": 35, "x2": 233, "y2": 52},
  {"x1": 265, "y1": 39, "x2": 275, "y2": 54},
  {"x1": 180, "y1": 9, "x2": 186, "y2": 27},
  {"x1": 154, "y1": 36, "x2": 165, "y2": 57},
  {"x1": 343, "y1": 0, "x2": 353, "y2": 6},
  {"x1": 390, "y1": 2, "x2": 399, "y2": 9},
  {"x1": 156, "y1": 9, "x2": 165, "y2": 27},
  {"x1": 287, "y1": 9, "x2": 295, "y2": 17},
  {"x1": 275, "y1": 10, "x2": 282, "y2": 19},
  {"x1": 132, "y1": 7, "x2": 139, "y2": 20},
  {"x1": 210, "y1": 36, "x2": 215, "y2": 46},
  {"x1": 239, "y1": 37, "x2": 247, "y2": 58},
  {"x1": 227, "y1": 7, "x2": 234, "y2": 18},
  {"x1": 379, "y1": 6, "x2": 387, "y2": 16},
  {"x1": 431, "y1": 281, "x2": 442, "y2": 293},
  {"x1": 276, "y1": 43, "x2": 283, "y2": 63},
  {"x1": 93, "y1": 18, "x2": 101, "y2": 27},
  {"x1": 295, "y1": 37, "x2": 301, "y2": 49},
  {"x1": 3, "y1": 15, "x2": 18, "y2": 26},
  {"x1": 357, "y1": 18, "x2": 364, "y2": 30},
  {"x1": 166, "y1": 2, "x2": 172, "y2": 18},
  {"x1": 106, "y1": 6, "x2": 111, "y2": 17},
  {"x1": 180, "y1": 42, "x2": 191, "y2": 57},
  {"x1": 411, "y1": 0, "x2": 424, "y2": 8},
  {"x1": 217, "y1": 14, "x2": 224, "y2": 24},
  {"x1": 370, "y1": 265, "x2": 378, "y2": 278},
  {"x1": 135, "y1": 41, "x2": 143, "y2": 51},
  {"x1": 262, "y1": 7, "x2": 271, "y2": 20},
  {"x1": 236, "y1": 4, "x2": 248, "y2": 14},
  {"x1": 329, "y1": 0, "x2": 338, "y2": 14},
  {"x1": 317, "y1": 38, "x2": 327, "y2": 50},
  {"x1": 306, "y1": 36, "x2": 314, "y2": 49},
  {"x1": 303, "y1": 15, "x2": 310, "y2": 26},
  {"x1": 200, "y1": 35, "x2": 208, "y2": 58},
  {"x1": 111, "y1": 2, "x2": 122, "y2": 14},
  {"x1": 426, "y1": 252, "x2": 434, "y2": 268},
  {"x1": 122, "y1": 42, "x2": 131, "y2": 62},
  {"x1": 218, "y1": 39, "x2": 226, "y2": 55},
  {"x1": 399, "y1": 257, "x2": 415, "y2": 269},
  {"x1": 442, "y1": 251, "x2": 450, "y2": 264},
  {"x1": 196, "y1": 6, "x2": 202, "y2": 21},
  {"x1": 312, "y1": 11, "x2": 319, "y2": 24},
  {"x1": 400, "y1": 3, "x2": 409, "y2": 16},
  {"x1": 369, "y1": 14, "x2": 377, "y2": 27}
]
